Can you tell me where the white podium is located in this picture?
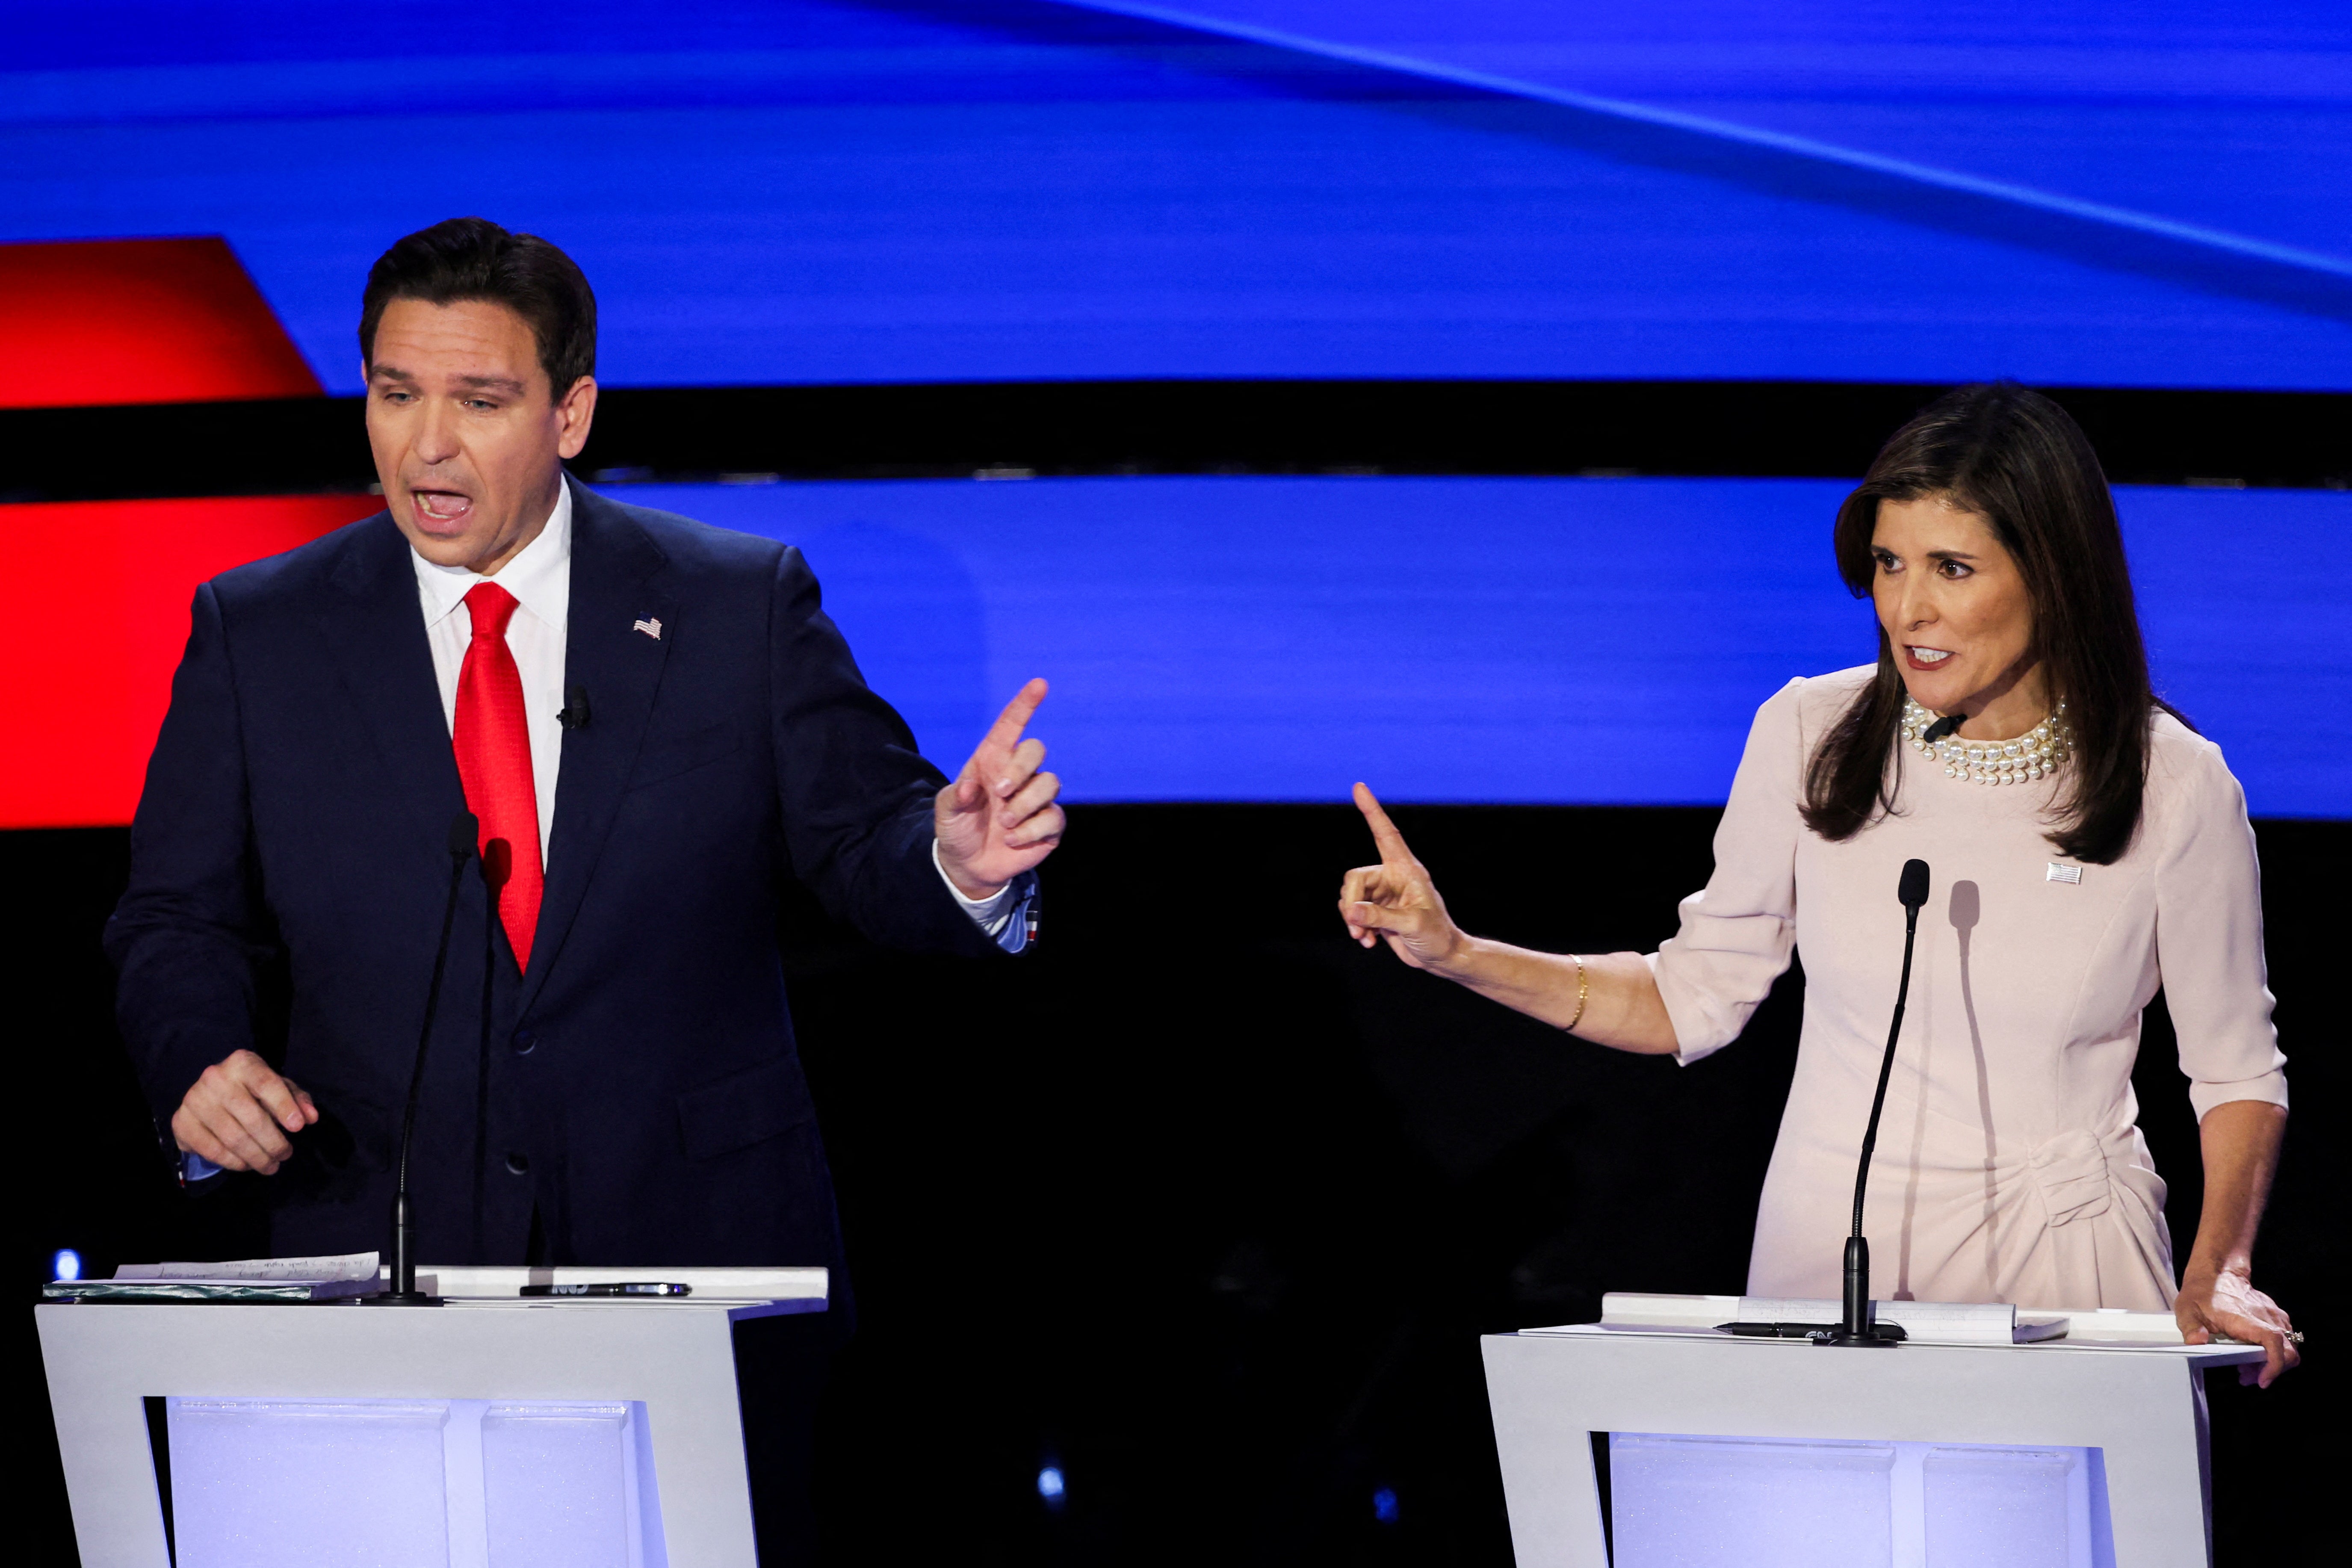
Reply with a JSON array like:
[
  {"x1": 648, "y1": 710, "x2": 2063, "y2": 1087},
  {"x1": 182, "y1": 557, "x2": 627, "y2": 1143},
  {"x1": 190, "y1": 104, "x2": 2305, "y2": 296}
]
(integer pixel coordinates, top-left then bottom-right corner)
[
  {"x1": 38, "y1": 1265, "x2": 827, "y2": 1568},
  {"x1": 1483, "y1": 1296, "x2": 2263, "y2": 1568}
]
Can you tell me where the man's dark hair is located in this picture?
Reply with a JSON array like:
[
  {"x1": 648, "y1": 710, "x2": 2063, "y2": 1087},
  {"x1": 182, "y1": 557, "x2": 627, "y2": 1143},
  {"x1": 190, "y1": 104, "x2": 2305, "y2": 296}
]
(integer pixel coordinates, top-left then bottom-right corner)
[
  {"x1": 359, "y1": 217, "x2": 597, "y2": 397},
  {"x1": 1802, "y1": 381, "x2": 2184, "y2": 865}
]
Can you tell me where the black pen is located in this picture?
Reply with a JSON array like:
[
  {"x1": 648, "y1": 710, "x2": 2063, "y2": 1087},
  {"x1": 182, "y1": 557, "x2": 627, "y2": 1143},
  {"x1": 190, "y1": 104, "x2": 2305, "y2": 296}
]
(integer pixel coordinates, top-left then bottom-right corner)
[
  {"x1": 520, "y1": 1282, "x2": 693, "y2": 1297},
  {"x1": 1715, "y1": 1321, "x2": 1839, "y2": 1339}
]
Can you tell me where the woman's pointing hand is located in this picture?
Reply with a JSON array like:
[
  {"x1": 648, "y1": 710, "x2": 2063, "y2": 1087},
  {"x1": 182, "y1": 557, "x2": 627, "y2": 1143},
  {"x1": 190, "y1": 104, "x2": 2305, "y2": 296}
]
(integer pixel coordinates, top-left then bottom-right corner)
[{"x1": 1338, "y1": 783, "x2": 1466, "y2": 972}]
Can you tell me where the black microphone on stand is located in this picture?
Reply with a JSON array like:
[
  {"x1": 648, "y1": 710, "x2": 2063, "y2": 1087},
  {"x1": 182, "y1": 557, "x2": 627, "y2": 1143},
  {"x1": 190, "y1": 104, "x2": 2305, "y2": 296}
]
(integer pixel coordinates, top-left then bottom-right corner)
[
  {"x1": 364, "y1": 810, "x2": 477, "y2": 1307},
  {"x1": 1820, "y1": 857, "x2": 1931, "y2": 1348}
]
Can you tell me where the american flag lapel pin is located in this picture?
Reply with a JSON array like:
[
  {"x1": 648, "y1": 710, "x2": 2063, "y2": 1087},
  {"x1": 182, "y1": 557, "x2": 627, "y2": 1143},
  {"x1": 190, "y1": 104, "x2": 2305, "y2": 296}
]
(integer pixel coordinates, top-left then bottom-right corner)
[{"x1": 633, "y1": 616, "x2": 663, "y2": 640}]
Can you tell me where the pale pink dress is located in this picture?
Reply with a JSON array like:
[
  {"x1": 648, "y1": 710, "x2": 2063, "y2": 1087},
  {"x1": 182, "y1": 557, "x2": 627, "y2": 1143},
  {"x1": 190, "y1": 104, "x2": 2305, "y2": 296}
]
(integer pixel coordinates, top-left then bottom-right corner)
[{"x1": 1652, "y1": 666, "x2": 2288, "y2": 1311}]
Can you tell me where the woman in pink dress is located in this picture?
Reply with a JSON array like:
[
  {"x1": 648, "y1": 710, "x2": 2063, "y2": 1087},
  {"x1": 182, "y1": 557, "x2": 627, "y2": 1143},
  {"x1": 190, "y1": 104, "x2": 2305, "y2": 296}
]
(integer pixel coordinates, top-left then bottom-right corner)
[{"x1": 1338, "y1": 383, "x2": 2300, "y2": 1385}]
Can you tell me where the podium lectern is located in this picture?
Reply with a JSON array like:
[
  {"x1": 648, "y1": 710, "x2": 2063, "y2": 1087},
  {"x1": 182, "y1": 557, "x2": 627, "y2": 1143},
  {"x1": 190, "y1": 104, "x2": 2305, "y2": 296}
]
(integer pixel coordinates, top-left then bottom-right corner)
[
  {"x1": 38, "y1": 1265, "x2": 826, "y2": 1568},
  {"x1": 1483, "y1": 1295, "x2": 2263, "y2": 1568}
]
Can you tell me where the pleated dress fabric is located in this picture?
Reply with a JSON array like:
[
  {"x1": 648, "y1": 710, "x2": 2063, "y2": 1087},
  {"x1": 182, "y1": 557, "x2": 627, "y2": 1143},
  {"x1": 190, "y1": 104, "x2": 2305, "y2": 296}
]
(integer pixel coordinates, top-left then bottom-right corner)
[{"x1": 1652, "y1": 666, "x2": 2288, "y2": 1311}]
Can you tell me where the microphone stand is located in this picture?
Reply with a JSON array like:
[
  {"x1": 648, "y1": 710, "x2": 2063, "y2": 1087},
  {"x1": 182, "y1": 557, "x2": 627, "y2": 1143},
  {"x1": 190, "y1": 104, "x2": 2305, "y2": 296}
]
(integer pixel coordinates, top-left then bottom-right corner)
[
  {"x1": 1821, "y1": 857, "x2": 1930, "y2": 1348},
  {"x1": 363, "y1": 811, "x2": 477, "y2": 1306}
]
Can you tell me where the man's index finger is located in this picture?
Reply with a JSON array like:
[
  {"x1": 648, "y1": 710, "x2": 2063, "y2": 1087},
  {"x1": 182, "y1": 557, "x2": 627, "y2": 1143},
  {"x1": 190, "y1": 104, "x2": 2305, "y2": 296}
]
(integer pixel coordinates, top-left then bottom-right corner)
[{"x1": 983, "y1": 678, "x2": 1048, "y2": 751}]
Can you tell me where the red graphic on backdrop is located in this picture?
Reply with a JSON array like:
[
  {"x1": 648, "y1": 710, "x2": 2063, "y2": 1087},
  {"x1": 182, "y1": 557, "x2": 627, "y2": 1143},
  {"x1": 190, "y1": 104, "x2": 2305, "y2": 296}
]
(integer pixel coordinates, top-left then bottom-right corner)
[
  {"x1": 0, "y1": 496, "x2": 383, "y2": 827},
  {"x1": 2, "y1": 236, "x2": 369, "y2": 826},
  {"x1": 0, "y1": 237, "x2": 324, "y2": 410}
]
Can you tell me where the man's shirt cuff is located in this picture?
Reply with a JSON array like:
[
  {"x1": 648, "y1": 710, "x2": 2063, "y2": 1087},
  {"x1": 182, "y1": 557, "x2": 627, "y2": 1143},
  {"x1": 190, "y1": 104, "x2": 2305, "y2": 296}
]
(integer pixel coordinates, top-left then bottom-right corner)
[{"x1": 933, "y1": 840, "x2": 1037, "y2": 953}]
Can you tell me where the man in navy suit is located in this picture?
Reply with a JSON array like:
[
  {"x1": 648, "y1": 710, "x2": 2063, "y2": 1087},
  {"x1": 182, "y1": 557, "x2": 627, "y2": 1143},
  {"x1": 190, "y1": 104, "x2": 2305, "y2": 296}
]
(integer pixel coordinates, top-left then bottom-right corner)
[{"x1": 107, "y1": 218, "x2": 1065, "y2": 1273}]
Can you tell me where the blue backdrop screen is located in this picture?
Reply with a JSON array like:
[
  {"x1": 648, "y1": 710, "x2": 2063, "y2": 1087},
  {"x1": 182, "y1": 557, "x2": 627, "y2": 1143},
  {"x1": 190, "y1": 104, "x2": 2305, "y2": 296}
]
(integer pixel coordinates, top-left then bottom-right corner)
[
  {"x1": 5, "y1": 0, "x2": 2347, "y2": 391},
  {"x1": 9, "y1": 5, "x2": 2343, "y2": 812},
  {"x1": 607, "y1": 475, "x2": 2346, "y2": 817}
]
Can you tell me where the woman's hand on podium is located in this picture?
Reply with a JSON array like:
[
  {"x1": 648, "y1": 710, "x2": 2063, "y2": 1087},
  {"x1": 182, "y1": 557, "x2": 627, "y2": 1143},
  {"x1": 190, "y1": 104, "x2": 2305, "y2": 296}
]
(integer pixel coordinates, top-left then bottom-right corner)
[
  {"x1": 1338, "y1": 784, "x2": 1466, "y2": 972},
  {"x1": 171, "y1": 1049, "x2": 319, "y2": 1176},
  {"x1": 2177, "y1": 1270, "x2": 2299, "y2": 1387}
]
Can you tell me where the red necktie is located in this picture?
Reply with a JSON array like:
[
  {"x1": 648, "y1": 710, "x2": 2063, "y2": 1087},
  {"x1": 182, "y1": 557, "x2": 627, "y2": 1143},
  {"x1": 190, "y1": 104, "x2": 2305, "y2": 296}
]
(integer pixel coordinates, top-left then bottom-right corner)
[{"x1": 453, "y1": 582, "x2": 544, "y2": 970}]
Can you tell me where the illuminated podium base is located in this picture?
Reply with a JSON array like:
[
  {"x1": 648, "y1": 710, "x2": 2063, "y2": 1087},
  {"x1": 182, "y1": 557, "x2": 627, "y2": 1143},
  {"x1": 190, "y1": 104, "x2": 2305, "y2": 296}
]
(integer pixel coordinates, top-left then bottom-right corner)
[
  {"x1": 1483, "y1": 1296, "x2": 2264, "y2": 1568},
  {"x1": 38, "y1": 1266, "x2": 826, "y2": 1568}
]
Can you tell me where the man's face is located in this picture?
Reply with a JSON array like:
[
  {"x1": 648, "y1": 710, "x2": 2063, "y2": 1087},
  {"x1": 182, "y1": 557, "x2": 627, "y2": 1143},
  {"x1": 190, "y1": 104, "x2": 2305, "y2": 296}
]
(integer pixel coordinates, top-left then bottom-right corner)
[{"x1": 364, "y1": 297, "x2": 596, "y2": 576}]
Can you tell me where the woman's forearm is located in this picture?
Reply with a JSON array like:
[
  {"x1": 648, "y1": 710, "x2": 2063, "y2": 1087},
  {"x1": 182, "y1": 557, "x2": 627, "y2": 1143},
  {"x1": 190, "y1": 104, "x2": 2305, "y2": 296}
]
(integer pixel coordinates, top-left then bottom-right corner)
[
  {"x1": 2184, "y1": 1098, "x2": 2287, "y2": 1282},
  {"x1": 1429, "y1": 941, "x2": 1681, "y2": 1054},
  {"x1": 2173, "y1": 1098, "x2": 2299, "y2": 1385}
]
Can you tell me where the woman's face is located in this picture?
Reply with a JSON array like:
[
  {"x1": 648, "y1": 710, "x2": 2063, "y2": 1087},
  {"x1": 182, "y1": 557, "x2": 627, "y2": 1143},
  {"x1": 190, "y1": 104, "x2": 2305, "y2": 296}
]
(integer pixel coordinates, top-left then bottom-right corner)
[{"x1": 1870, "y1": 495, "x2": 2044, "y2": 723}]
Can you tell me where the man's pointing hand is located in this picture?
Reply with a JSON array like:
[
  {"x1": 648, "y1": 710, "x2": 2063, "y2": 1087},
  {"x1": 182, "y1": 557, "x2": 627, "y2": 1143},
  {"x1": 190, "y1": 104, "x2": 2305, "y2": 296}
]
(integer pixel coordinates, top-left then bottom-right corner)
[{"x1": 937, "y1": 678, "x2": 1065, "y2": 898}]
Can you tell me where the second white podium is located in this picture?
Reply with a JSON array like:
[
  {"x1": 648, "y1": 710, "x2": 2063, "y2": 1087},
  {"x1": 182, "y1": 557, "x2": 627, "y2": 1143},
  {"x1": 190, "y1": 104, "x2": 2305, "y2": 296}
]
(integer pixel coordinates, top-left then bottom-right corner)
[{"x1": 1483, "y1": 1299, "x2": 2263, "y2": 1568}]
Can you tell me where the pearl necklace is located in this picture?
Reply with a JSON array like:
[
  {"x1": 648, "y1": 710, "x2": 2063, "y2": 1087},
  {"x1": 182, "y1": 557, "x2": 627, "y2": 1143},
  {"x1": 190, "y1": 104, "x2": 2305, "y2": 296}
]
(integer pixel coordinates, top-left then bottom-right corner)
[{"x1": 1900, "y1": 695, "x2": 2074, "y2": 787}]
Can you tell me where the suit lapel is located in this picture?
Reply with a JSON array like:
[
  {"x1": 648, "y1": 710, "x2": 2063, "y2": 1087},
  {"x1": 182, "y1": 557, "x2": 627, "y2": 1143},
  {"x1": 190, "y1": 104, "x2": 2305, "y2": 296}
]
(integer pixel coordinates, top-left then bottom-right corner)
[
  {"x1": 521, "y1": 478, "x2": 674, "y2": 1010},
  {"x1": 319, "y1": 515, "x2": 468, "y2": 847}
]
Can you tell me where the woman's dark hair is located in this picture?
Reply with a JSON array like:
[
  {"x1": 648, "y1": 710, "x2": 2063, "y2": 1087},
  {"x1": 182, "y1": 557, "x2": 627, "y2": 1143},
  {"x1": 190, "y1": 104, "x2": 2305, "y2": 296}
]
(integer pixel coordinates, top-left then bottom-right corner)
[
  {"x1": 358, "y1": 217, "x2": 596, "y2": 397},
  {"x1": 1801, "y1": 381, "x2": 2182, "y2": 865}
]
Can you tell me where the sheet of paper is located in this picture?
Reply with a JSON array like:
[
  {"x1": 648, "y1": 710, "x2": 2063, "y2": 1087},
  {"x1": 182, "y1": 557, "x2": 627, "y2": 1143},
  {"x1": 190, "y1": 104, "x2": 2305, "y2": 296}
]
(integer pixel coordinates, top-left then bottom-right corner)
[{"x1": 115, "y1": 1251, "x2": 380, "y2": 1282}]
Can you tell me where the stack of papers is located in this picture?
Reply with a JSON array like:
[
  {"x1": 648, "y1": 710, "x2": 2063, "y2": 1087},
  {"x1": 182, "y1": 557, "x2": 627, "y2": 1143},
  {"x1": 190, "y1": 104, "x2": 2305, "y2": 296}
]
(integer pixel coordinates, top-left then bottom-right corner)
[
  {"x1": 1589, "y1": 1292, "x2": 2068, "y2": 1344},
  {"x1": 44, "y1": 1252, "x2": 381, "y2": 1303}
]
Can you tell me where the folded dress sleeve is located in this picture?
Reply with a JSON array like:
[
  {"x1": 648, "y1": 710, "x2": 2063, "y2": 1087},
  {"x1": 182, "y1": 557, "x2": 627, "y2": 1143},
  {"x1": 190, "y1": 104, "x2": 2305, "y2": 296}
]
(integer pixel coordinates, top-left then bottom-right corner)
[
  {"x1": 2153, "y1": 734, "x2": 2288, "y2": 1120},
  {"x1": 1652, "y1": 677, "x2": 1811, "y2": 1064}
]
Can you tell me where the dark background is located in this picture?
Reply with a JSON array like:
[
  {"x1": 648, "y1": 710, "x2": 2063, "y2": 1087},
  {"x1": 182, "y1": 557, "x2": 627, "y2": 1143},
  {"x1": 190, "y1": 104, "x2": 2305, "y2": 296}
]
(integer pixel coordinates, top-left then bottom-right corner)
[{"x1": 16, "y1": 805, "x2": 2338, "y2": 1564}]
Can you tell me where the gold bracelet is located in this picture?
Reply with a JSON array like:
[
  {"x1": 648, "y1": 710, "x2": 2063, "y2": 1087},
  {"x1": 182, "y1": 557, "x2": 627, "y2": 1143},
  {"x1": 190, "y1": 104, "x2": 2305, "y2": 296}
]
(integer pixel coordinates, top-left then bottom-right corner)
[{"x1": 1566, "y1": 954, "x2": 1589, "y2": 1034}]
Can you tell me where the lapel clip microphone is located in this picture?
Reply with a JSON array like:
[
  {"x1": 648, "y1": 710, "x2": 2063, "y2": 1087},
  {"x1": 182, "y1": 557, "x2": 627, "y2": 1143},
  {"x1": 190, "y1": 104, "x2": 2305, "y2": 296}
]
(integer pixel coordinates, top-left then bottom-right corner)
[{"x1": 557, "y1": 686, "x2": 591, "y2": 731}]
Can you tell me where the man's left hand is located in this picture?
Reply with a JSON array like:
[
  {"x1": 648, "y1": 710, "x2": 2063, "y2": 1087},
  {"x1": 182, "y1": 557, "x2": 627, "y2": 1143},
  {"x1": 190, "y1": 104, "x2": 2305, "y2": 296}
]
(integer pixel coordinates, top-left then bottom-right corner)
[{"x1": 937, "y1": 678, "x2": 1064, "y2": 898}]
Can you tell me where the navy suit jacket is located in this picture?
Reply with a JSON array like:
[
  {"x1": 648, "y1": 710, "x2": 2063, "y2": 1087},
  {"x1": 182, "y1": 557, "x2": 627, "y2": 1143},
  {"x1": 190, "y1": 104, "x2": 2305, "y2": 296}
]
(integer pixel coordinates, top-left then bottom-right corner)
[{"x1": 108, "y1": 478, "x2": 1013, "y2": 1267}]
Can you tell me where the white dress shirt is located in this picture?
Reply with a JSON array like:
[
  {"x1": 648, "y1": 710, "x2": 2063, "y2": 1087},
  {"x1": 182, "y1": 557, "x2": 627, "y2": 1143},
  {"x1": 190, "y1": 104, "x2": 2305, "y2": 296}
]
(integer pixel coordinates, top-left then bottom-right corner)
[{"x1": 406, "y1": 479, "x2": 1016, "y2": 930}]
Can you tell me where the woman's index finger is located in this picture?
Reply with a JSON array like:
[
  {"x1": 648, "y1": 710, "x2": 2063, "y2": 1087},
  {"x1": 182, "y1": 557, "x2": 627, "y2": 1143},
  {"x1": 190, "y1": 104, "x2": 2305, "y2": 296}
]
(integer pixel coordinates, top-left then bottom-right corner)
[{"x1": 1352, "y1": 782, "x2": 1414, "y2": 865}]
